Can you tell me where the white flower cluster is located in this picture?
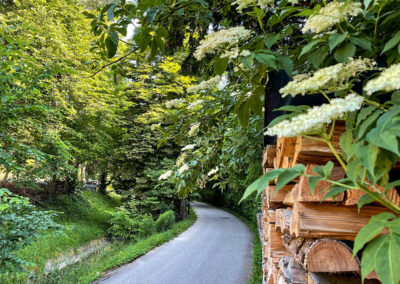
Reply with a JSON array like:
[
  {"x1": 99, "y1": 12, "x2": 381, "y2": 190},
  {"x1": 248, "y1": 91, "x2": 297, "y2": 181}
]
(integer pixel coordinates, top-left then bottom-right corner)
[
  {"x1": 221, "y1": 47, "x2": 240, "y2": 59},
  {"x1": 240, "y1": 50, "x2": 251, "y2": 57},
  {"x1": 188, "y1": 122, "x2": 201, "y2": 137},
  {"x1": 302, "y1": 1, "x2": 362, "y2": 33},
  {"x1": 194, "y1": 27, "x2": 252, "y2": 61},
  {"x1": 187, "y1": 100, "x2": 204, "y2": 111},
  {"x1": 176, "y1": 153, "x2": 187, "y2": 166},
  {"x1": 280, "y1": 58, "x2": 375, "y2": 97},
  {"x1": 364, "y1": 63, "x2": 400, "y2": 95},
  {"x1": 165, "y1": 98, "x2": 186, "y2": 109},
  {"x1": 158, "y1": 170, "x2": 172, "y2": 180},
  {"x1": 233, "y1": 0, "x2": 277, "y2": 11},
  {"x1": 187, "y1": 76, "x2": 221, "y2": 93},
  {"x1": 207, "y1": 167, "x2": 219, "y2": 176},
  {"x1": 181, "y1": 144, "x2": 196, "y2": 151},
  {"x1": 178, "y1": 163, "x2": 189, "y2": 174},
  {"x1": 265, "y1": 94, "x2": 364, "y2": 137}
]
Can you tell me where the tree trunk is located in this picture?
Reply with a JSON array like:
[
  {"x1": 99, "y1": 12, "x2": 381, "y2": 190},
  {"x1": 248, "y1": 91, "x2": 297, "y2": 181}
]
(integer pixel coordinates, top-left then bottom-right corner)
[
  {"x1": 2, "y1": 170, "x2": 9, "y2": 184},
  {"x1": 179, "y1": 199, "x2": 187, "y2": 220},
  {"x1": 49, "y1": 174, "x2": 57, "y2": 199},
  {"x1": 63, "y1": 177, "x2": 71, "y2": 194},
  {"x1": 99, "y1": 172, "x2": 108, "y2": 195}
]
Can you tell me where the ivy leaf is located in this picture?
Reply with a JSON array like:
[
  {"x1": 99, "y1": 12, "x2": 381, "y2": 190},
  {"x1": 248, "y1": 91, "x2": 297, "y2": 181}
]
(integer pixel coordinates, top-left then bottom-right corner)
[
  {"x1": 276, "y1": 164, "x2": 305, "y2": 190},
  {"x1": 353, "y1": 212, "x2": 395, "y2": 255},
  {"x1": 329, "y1": 32, "x2": 348, "y2": 52},
  {"x1": 240, "y1": 169, "x2": 285, "y2": 202},
  {"x1": 382, "y1": 31, "x2": 400, "y2": 54}
]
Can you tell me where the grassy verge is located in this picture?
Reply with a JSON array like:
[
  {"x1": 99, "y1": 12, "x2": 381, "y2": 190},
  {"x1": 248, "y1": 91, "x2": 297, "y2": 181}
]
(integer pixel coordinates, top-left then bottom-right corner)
[
  {"x1": 42, "y1": 209, "x2": 197, "y2": 284},
  {"x1": 219, "y1": 207, "x2": 263, "y2": 284},
  {"x1": 1, "y1": 191, "x2": 121, "y2": 284}
]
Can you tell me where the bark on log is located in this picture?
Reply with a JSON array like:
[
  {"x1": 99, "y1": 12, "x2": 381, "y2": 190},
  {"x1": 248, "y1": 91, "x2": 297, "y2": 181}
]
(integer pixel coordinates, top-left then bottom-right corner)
[
  {"x1": 282, "y1": 235, "x2": 360, "y2": 272},
  {"x1": 263, "y1": 145, "x2": 276, "y2": 169}
]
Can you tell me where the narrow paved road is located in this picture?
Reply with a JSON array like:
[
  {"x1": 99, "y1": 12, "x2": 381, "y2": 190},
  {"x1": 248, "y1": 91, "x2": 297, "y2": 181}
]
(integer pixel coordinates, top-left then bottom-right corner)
[{"x1": 96, "y1": 201, "x2": 253, "y2": 284}]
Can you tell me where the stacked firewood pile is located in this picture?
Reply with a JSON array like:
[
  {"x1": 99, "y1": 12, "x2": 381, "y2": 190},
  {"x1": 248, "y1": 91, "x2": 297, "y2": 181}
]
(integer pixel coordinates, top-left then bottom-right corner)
[{"x1": 260, "y1": 123, "x2": 400, "y2": 284}]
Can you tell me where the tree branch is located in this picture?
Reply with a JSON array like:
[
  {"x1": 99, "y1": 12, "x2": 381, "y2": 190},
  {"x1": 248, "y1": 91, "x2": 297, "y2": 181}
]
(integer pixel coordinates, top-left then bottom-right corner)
[{"x1": 84, "y1": 46, "x2": 139, "y2": 78}]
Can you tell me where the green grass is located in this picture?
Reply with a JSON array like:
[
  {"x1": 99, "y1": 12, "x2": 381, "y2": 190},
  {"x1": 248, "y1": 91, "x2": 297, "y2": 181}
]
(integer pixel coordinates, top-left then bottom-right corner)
[
  {"x1": 0, "y1": 191, "x2": 121, "y2": 284},
  {"x1": 42, "y1": 209, "x2": 197, "y2": 284}
]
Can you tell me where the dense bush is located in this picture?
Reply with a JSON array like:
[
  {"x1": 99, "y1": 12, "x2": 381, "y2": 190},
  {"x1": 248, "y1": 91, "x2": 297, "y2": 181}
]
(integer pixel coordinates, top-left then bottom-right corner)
[
  {"x1": 106, "y1": 208, "x2": 141, "y2": 242},
  {"x1": 0, "y1": 188, "x2": 60, "y2": 272},
  {"x1": 155, "y1": 210, "x2": 176, "y2": 232},
  {"x1": 138, "y1": 214, "x2": 156, "y2": 238}
]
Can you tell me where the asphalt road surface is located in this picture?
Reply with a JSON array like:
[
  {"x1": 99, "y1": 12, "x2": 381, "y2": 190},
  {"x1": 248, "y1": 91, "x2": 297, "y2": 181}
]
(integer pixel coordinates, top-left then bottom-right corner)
[{"x1": 95, "y1": 201, "x2": 253, "y2": 284}]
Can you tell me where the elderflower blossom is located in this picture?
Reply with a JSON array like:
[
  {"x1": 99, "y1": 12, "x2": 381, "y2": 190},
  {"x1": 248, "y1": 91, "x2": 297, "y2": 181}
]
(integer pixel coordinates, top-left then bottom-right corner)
[
  {"x1": 188, "y1": 122, "x2": 200, "y2": 137},
  {"x1": 265, "y1": 94, "x2": 363, "y2": 137},
  {"x1": 240, "y1": 50, "x2": 251, "y2": 57},
  {"x1": 176, "y1": 153, "x2": 187, "y2": 166},
  {"x1": 194, "y1": 27, "x2": 252, "y2": 61},
  {"x1": 280, "y1": 58, "x2": 375, "y2": 97},
  {"x1": 178, "y1": 163, "x2": 189, "y2": 174},
  {"x1": 181, "y1": 144, "x2": 196, "y2": 151},
  {"x1": 302, "y1": 1, "x2": 362, "y2": 34},
  {"x1": 187, "y1": 100, "x2": 204, "y2": 111},
  {"x1": 165, "y1": 99, "x2": 186, "y2": 109},
  {"x1": 221, "y1": 47, "x2": 240, "y2": 59},
  {"x1": 257, "y1": 0, "x2": 274, "y2": 8},
  {"x1": 158, "y1": 170, "x2": 172, "y2": 180},
  {"x1": 187, "y1": 76, "x2": 221, "y2": 93},
  {"x1": 364, "y1": 63, "x2": 400, "y2": 95},
  {"x1": 207, "y1": 167, "x2": 219, "y2": 176}
]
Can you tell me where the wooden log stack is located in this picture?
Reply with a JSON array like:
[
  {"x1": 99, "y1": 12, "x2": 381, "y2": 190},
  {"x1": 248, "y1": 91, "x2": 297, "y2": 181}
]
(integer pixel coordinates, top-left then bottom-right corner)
[{"x1": 260, "y1": 122, "x2": 400, "y2": 284}]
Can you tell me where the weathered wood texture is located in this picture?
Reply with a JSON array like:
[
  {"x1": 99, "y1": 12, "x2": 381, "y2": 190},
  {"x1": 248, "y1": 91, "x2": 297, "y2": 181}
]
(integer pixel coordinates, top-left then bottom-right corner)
[
  {"x1": 291, "y1": 202, "x2": 389, "y2": 240},
  {"x1": 263, "y1": 145, "x2": 276, "y2": 170},
  {"x1": 297, "y1": 165, "x2": 345, "y2": 202},
  {"x1": 282, "y1": 235, "x2": 360, "y2": 272}
]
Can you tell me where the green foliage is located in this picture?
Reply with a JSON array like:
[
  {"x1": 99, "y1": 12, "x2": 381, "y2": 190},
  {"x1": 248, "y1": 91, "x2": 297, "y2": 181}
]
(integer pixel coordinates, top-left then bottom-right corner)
[
  {"x1": 1, "y1": 191, "x2": 120, "y2": 282},
  {"x1": 0, "y1": 188, "x2": 60, "y2": 273},
  {"x1": 155, "y1": 210, "x2": 176, "y2": 232},
  {"x1": 106, "y1": 208, "x2": 141, "y2": 242},
  {"x1": 41, "y1": 210, "x2": 197, "y2": 284}
]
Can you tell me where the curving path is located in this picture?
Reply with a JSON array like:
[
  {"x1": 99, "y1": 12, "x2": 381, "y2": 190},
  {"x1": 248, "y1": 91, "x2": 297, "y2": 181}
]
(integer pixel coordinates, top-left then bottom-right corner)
[{"x1": 95, "y1": 201, "x2": 253, "y2": 284}]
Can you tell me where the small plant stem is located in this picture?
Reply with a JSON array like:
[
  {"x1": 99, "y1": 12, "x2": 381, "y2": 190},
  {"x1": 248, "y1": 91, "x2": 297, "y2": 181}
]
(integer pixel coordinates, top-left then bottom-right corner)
[
  {"x1": 321, "y1": 133, "x2": 347, "y2": 171},
  {"x1": 363, "y1": 97, "x2": 385, "y2": 109},
  {"x1": 320, "y1": 90, "x2": 331, "y2": 102}
]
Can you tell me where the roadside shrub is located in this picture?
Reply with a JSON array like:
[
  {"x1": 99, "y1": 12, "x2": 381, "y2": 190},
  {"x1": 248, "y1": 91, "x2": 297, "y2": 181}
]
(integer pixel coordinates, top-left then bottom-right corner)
[
  {"x1": 138, "y1": 214, "x2": 156, "y2": 238},
  {"x1": 106, "y1": 208, "x2": 140, "y2": 242},
  {"x1": 0, "y1": 188, "x2": 60, "y2": 273},
  {"x1": 155, "y1": 210, "x2": 175, "y2": 232}
]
